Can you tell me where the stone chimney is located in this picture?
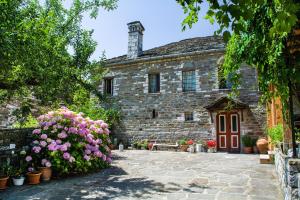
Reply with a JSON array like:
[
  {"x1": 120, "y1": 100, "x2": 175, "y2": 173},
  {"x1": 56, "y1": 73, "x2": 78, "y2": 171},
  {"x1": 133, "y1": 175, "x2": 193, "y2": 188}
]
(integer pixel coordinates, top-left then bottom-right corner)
[{"x1": 127, "y1": 21, "x2": 145, "y2": 59}]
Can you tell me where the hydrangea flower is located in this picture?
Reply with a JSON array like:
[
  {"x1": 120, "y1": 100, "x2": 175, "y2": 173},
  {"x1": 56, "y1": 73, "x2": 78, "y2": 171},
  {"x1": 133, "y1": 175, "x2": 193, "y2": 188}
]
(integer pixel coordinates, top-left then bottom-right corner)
[
  {"x1": 25, "y1": 156, "x2": 32, "y2": 162},
  {"x1": 40, "y1": 134, "x2": 47, "y2": 140}
]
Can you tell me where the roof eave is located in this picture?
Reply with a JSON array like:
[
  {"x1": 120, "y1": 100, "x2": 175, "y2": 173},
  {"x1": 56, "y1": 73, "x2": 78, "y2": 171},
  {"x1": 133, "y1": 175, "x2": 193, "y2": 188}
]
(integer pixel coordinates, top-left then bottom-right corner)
[{"x1": 106, "y1": 48, "x2": 225, "y2": 67}]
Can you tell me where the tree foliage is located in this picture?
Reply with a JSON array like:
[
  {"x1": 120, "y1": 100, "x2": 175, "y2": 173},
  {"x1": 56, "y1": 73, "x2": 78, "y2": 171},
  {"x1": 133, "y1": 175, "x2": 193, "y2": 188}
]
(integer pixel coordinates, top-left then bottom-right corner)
[
  {"x1": 177, "y1": 0, "x2": 300, "y2": 108},
  {"x1": 0, "y1": 0, "x2": 117, "y2": 105}
]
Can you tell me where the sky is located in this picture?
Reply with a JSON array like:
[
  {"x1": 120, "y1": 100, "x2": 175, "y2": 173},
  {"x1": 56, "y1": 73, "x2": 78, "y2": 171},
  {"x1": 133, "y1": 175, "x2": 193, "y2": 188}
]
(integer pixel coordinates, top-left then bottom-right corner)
[{"x1": 81, "y1": 0, "x2": 219, "y2": 60}]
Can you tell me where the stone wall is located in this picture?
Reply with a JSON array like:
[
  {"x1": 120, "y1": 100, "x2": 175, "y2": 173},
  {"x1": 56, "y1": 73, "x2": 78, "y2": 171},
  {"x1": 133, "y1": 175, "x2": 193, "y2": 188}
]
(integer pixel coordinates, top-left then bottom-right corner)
[
  {"x1": 0, "y1": 128, "x2": 33, "y2": 150},
  {"x1": 104, "y1": 52, "x2": 265, "y2": 145},
  {"x1": 275, "y1": 148, "x2": 300, "y2": 200}
]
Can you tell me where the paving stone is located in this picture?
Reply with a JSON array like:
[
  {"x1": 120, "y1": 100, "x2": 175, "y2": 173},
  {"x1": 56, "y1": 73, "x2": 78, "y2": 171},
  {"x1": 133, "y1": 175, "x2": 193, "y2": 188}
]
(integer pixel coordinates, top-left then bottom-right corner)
[{"x1": 0, "y1": 151, "x2": 283, "y2": 200}]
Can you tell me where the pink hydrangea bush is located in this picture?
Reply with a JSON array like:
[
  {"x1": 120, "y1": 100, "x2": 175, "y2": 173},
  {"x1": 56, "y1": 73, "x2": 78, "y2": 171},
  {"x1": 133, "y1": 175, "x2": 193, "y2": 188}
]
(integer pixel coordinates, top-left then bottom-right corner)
[{"x1": 27, "y1": 107, "x2": 112, "y2": 175}]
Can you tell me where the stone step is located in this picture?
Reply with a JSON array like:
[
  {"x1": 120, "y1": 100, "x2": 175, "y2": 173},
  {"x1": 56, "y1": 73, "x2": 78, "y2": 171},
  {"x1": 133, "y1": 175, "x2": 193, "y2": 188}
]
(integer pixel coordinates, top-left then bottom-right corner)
[{"x1": 260, "y1": 154, "x2": 272, "y2": 164}]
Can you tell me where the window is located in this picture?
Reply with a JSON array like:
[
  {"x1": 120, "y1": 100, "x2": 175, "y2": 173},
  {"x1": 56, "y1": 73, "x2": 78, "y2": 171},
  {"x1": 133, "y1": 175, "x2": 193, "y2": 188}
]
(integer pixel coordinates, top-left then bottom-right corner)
[
  {"x1": 152, "y1": 109, "x2": 158, "y2": 119},
  {"x1": 231, "y1": 114, "x2": 238, "y2": 133},
  {"x1": 148, "y1": 74, "x2": 160, "y2": 93},
  {"x1": 184, "y1": 112, "x2": 193, "y2": 121},
  {"x1": 219, "y1": 115, "x2": 226, "y2": 133},
  {"x1": 182, "y1": 70, "x2": 196, "y2": 92},
  {"x1": 104, "y1": 78, "x2": 113, "y2": 95}
]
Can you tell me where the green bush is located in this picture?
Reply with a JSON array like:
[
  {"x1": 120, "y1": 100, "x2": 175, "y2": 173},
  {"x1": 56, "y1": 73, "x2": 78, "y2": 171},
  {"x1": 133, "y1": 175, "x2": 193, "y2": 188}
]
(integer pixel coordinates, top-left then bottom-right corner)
[
  {"x1": 178, "y1": 139, "x2": 187, "y2": 145},
  {"x1": 242, "y1": 135, "x2": 253, "y2": 147},
  {"x1": 267, "y1": 124, "x2": 283, "y2": 145}
]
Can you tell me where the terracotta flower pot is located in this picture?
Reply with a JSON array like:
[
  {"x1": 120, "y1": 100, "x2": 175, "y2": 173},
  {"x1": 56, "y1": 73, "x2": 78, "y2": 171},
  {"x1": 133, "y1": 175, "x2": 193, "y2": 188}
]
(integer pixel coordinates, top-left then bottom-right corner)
[
  {"x1": 0, "y1": 176, "x2": 9, "y2": 189},
  {"x1": 39, "y1": 167, "x2": 52, "y2": 181},
  {"x1": 256, "y1": 138, "x2": 268, "y2": 154},
  {"x1": 243, "y1": 147, "x2": 253, "y2": 154},
  {"x1": 27, "y1": 172, "x2": 41, "y2": 185},
  {"x1": 180, "y1": 145, "x2": 189, "y2": 152},
  {"x1": 148, "y1": 143, "x2": 154, "y2": 150}
]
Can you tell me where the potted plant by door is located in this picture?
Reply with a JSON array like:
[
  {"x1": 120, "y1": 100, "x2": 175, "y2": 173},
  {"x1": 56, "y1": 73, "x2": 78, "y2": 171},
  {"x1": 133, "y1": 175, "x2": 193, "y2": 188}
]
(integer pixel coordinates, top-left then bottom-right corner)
[
  {"x1": 12, "y1": 167, "x2": 25, "y2": 186},
  {"x1": 0, "y1": 163, "x2": 12, "y2": 190},
  {"x1": 207, "y1": 140, "x2": 217, "y2": 153},
  {"x1": 187, "y1": 139, "x2": 195, "y2": 153},
  {"x1": 179, "y1": 139, "x2": 188, "y2": 152},
  {"x1": 242, "y1": 135, "x2": 253, "y2": 154}
]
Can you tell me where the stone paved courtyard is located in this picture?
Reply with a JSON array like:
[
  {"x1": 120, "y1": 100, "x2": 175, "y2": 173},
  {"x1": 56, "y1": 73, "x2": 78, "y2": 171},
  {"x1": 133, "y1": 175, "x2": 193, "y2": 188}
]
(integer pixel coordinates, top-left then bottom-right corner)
[{"x1": 0, "y1": 150, "x2": 282, "y2": 200}]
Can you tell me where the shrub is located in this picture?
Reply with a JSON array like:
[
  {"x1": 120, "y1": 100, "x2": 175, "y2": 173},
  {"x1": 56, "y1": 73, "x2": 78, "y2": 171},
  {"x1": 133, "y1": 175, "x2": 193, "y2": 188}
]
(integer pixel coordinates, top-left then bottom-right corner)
[
  {"x1": 25, "y1": 107, "x2": 112, "y2": 175},
  {"x1": 242, "y1": 135, "x2": 253, "y2": 147},
  {"x1": 178, "y1": 139, "x2": 187, "y2": 145},
  {"x1": 207, "y1": 140, "x2": 216, "y2": 148},
  {"x1": 267, "y1": 124, "x2": 283, "y2": 145}
]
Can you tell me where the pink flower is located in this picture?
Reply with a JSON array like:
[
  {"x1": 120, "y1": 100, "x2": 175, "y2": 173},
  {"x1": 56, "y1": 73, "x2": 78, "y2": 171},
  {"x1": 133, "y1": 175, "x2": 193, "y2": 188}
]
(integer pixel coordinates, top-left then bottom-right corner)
[
  {"x1": 40, "y1": 134, "x2": 47, "y2": 140},
  {"x1": 102, "y1": 154, "x2": 106, "y2": 161},
  {"x1": 45, "y1": 161, "x2": 52, "y2": 167},
  {"x1": 28, "y1": 167, "x2": 34, "y2": 172},
  {"x1": 94, "y1": 151, "x2": 102, "y2": 158},
  {"x1": 65, "y1": 142, "x2": 71, "y2": 148},
  {"x1": 33, "y1": 140, "x2": 39, "y2": 144},
  {"x1": 63, "y1": 152, "x2": 70, "y2": 160},
  {"x1": 48, "y1": 142, "x2": 58, "y2": 151},
  {"x1": 33, "y1": 129, "x2": 41, "y2": 134},
  {"x1": 40, "y1": 141, "x2": 47, "y2": 147},
  {"x1": 58, "y1": 131, "x2": 67, "y2": 139},
  {"x1": 101, "y1": 123, "x2": 108, "y2": 129},
  {"x1": 41, "y1": 159, "x2": 47, "y2": 165},
  {"x1": 106, "y1": 157, "x2": 112, "y2": 163},
  {"x1": 43, "y1": 126, "x2": 49, "y2": 130},
  {"x1": 69, "y1": 156, "x2": 75, "y2": 163},
  {"x1": 33, "y1": 146, "x2": 41, "y2": 153},
  {"x1": 84, "y1": 155, "x2": 90, "y2": 161},
  {"x1": 85, "y1": 149, "x2": 91, "y2": 155},
  {"x1": 59, "y1": 144, "x2": 68, "y2": 152},
  {"x1": 56, "y1": 139, "x2": 62, "y2": 144},
  {"x1": 25, "y1": 156, "x2": 32, "y2": 162}
]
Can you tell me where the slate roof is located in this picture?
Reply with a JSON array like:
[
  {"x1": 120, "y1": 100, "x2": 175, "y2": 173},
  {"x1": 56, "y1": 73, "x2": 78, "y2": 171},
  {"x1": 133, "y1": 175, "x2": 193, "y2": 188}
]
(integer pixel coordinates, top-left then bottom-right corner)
[
  {"x1": 107, "y1": 36, "x2": 225, "y2": 65},
  {"x1": 204, "y1": 96, "x2": 248, "y2": 111}
]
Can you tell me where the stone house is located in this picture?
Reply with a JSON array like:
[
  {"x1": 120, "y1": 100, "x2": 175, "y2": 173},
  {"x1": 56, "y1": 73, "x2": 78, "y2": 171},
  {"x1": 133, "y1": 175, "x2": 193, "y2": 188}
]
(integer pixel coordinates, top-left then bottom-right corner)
[{"x1": 101, "y1": 21, "x2": 265, "y2": 153}]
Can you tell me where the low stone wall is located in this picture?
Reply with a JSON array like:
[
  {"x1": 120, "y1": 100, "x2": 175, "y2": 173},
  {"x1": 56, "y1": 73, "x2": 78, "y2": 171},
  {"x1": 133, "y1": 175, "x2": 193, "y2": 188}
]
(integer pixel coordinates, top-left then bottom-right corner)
[
  {"x1": 0, "y1": 128, "x2": 33, "y2": 150},
  {"x1": 275, "y1": 148, "x2": 300, "y2": 200}
]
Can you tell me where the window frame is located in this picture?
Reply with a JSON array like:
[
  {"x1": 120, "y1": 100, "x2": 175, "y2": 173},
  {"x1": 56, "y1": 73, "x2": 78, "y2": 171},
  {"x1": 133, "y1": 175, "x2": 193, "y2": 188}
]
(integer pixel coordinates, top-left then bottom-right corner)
[
  {"x1": 182, "y1": 70, "x2": 196, "y2": 92},
  {"x1": 148, "y1": 73, "x2": 160, "y2": 93},
  {"x1": 104, "y1": 78, "x2": 114, "y2": 96},
  {"x1": 184, "y1": 112, "x2": 194, "y2": 121}
]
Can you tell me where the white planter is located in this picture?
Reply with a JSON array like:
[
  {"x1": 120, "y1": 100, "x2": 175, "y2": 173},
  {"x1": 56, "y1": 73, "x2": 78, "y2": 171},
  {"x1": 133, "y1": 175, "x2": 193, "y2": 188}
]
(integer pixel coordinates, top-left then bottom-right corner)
[
  {"x1": 119, "y1": 143, "x2": 124, "y2": 152},
  {"x1": 208, "y1": 148, "x2": 216, "y2": 153},
  {"x1": 196, "y1": 144, "x2": 202, "y2": 153},
  {"x1": 189, "y1": 145, "x2": 195, "y2": 153},
  {"x1": 13, "y1": 177, "x2": 25, "y2": 186}
]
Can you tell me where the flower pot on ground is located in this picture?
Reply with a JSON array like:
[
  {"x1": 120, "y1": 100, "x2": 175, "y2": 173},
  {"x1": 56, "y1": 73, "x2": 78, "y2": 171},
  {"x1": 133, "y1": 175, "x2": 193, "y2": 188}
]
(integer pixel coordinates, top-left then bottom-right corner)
[
  {"x1": 178, "y1": 139, "x2": 188, "y2": 152},
  {"x1": 256, "y1": 138, "x2": 269, "y2": 154},
  {"x1": 242, "y1": 135, "x2": 253, "y2": 154},
  {"x1": 13, "y1": 176, "x2": 25, "y2": 186},
  {"x1": 0, "y1": 163, "x2": 12, "y2": 190},
  {"x1": 27, "y1": 171, "x2": 42, "y2": 185},
  {"x1": 39, "y1": 167, "x2": 52, "y2": 181},
  {"x1": 148, "y1": 142, "x2": 154, "y2": 150},
  {"x1": 206, "y1": 140, "x2": 217, "y2": 153}
]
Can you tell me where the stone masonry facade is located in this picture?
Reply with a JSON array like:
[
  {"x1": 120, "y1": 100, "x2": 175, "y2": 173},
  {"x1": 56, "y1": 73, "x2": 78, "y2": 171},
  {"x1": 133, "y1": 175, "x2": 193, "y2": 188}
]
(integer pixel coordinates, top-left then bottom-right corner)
[{"x1": 101, "y1": 21, "x2": 265, "y2": 147}]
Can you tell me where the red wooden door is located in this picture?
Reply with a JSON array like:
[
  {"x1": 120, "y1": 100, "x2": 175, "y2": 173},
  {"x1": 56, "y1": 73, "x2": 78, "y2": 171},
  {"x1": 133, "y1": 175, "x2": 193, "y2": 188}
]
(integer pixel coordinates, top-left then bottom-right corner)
[{"x1": 216, "y1": 112, "x2": 240, "y2": 152}]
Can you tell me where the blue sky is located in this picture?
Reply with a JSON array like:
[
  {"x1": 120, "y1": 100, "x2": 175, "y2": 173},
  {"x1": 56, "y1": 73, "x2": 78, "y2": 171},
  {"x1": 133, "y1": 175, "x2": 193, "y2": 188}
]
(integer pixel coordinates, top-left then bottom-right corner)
[{"x1": 81, "y1": 0, "x2": 219, "y2": 60}]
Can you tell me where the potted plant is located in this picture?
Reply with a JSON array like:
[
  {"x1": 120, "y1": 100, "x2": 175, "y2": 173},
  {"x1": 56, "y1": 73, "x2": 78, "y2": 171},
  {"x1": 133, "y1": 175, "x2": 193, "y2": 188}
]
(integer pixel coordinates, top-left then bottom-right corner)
[
  {"x1": 256, "y1": 137, "x2": 269, "y2": 154},
  {"x1": 202, "y1": 140, "x2": 208, "y2": 152},
  {"x1": 187, "y1": 139, "x2": 195, "y2": 153},
  {"x1": 195, "y1": 140, "x2": 203, "y2": 153},
  {"x1": 242, "y1": 135, "x2": 253, "y2": 154},
  {"x1": 39, "y1": 159, "x2": 52, "y2": 181},
  {"x1": 207, "y1": 140, "x2": 217, "y2": 153},
  {"x1": 0, "y1": 163, "x2": 12, "y2": 190},
  {"x1": 26, "y1": 167, "x2": 42, "y2": 185},
  {"x1": 178, "y1": 139, "x2": 188, "y2": 152},
  {"x1": 12, "y1": 167, "x2": 25, "y2": 186}
]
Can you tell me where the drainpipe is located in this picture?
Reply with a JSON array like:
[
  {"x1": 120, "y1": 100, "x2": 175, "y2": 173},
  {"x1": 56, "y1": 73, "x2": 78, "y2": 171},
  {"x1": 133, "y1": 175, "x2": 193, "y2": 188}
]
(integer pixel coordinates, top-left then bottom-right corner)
[{"x1": 289, "y1": 80, "x2": 296, "y2": 158}]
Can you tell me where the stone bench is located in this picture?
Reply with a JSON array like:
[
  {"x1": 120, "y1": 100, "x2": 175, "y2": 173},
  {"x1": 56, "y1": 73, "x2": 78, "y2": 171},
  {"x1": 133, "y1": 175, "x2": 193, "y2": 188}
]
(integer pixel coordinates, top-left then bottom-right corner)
[{"x1": 151, "y1": 142, "x2": 179, "y2": 151}]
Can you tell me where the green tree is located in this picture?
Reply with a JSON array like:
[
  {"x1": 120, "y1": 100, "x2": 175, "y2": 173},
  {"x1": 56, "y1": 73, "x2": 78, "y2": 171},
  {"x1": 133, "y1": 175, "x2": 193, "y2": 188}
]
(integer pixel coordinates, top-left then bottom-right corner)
[
  {"x1": 0, "y1": 0, "x2": 117, "y2": 106},
  {"x1": 177, "y1": 0, "x2": 299, "y2": 104}
]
